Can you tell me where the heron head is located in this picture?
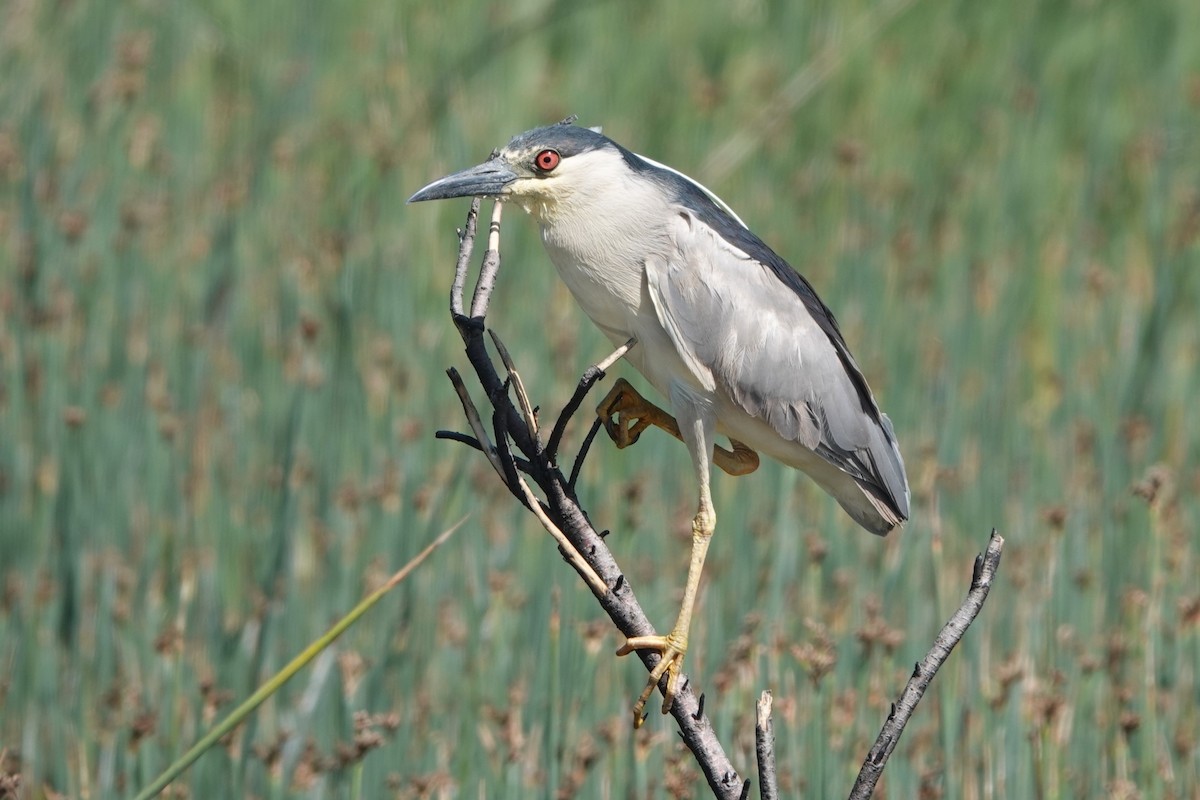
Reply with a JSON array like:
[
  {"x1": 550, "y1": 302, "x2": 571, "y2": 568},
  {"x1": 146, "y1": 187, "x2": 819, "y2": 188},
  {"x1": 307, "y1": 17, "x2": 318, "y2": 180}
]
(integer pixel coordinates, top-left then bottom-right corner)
[{"x1": 408, "y1": 120, "x2": 627, "y2": 218}]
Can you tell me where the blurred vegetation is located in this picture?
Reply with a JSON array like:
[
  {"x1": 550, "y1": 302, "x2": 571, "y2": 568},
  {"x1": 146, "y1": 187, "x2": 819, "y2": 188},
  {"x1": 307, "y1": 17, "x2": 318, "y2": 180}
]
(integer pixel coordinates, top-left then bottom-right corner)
[{"x1": 1, "y1": 0, "x2": 1197, "y2": 797}]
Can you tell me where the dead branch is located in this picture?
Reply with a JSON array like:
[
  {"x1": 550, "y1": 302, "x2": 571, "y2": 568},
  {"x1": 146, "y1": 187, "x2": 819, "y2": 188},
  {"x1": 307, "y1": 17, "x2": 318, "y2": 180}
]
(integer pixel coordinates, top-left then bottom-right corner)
[
  {"x1": 756, "y1": 692, "x2": 778, "y2": 800},
  {"x1": 848, "y1": 530, "x2": 1005, "y2": 798}
]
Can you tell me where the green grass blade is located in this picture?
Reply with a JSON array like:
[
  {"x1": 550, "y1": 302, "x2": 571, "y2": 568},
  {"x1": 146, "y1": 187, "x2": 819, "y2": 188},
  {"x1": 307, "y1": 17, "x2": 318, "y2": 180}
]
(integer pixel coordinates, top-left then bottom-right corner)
[{"x1": 130, "y1": 520, "x2": 463, "y2": 800}]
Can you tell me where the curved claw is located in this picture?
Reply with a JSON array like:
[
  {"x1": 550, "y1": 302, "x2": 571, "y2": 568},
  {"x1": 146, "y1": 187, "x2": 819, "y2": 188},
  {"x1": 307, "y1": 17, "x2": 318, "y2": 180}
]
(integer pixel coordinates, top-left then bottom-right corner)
[
  {"x1": 605, "y1": 411, "x2": 651, "y2": 449},
  {"x1": 617, "y1": 633, "x2": 688, "y2": 728},
  {"x1": 596, "y1": 378, "x2": 671, "y2": 451}
]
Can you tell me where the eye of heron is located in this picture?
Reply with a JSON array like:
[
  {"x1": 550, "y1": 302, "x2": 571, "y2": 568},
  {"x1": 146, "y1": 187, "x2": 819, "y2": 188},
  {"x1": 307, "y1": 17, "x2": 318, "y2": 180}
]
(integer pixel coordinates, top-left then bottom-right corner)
[{"x1": 534, "y1": 149, "x2": 560, "y2": 172}]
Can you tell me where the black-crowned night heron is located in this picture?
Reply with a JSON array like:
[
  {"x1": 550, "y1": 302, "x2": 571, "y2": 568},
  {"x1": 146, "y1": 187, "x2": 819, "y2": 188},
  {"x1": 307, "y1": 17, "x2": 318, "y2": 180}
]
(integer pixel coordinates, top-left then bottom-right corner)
[{"x1": 410, "y1": 119, "x2": 909, "y2": 726}]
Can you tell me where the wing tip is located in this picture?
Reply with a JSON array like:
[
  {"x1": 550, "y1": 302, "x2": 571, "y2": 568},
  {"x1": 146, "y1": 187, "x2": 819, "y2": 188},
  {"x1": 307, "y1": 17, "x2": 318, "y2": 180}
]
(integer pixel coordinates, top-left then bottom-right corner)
[{"x1": 851, "y1": 482, "x2": 909, "y2": 537}]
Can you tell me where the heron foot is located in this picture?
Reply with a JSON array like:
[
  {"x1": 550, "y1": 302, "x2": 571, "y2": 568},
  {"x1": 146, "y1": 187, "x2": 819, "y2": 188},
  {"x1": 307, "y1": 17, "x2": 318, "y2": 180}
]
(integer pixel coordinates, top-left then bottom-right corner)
[
  {"x1": 595, "y1": 377, "x2": 674, "y2": 449},
  {"x1": 616, "y1": 630, "x2": 688, "y2": 728},
  {"x1": 595, "y1": 378, "x2": 761, "y2": 476}
]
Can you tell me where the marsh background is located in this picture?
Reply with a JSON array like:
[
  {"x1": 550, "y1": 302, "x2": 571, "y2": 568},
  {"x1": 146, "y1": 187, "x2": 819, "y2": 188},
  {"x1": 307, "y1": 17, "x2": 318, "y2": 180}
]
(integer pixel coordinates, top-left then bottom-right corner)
[{"x1": 1, "y1": 0, "x2": 1197, "y2": 797}]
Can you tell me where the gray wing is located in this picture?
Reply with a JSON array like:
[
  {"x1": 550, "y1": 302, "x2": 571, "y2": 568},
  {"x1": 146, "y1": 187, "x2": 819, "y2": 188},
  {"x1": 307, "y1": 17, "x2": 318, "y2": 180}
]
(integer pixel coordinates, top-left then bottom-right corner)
[{"x1": 647, "y1": 209, "x2": 910, "y2": 524}]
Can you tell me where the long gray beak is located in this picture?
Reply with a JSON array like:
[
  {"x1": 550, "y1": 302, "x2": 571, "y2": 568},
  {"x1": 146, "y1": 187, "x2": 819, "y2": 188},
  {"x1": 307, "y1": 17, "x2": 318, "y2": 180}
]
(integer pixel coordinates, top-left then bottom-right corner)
[{"x1": 407, "y1": 159, "x2": 518, "y2": 203}]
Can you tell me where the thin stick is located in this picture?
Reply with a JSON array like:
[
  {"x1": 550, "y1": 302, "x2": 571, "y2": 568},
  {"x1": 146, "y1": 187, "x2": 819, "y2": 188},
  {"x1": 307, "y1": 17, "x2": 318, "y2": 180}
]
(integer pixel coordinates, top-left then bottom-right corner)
[
  {"x1": 490, "y1": 329, "x2": 540, "y2": 441},
  {"x1": 546, "y1": 337, "x2": 637, "y2": 462},
  {"x1": 568, "y1": 418, "x2": 604, "y2": 492},
  {"x1": 434, "y1": 430, "x2": 534, "y2": 474},
  {"x1": 491, "y1": 402, "x2": 530, "y2": 509},
  {"x1": 515, "y1": 473, "x2": 607, "y2": 596},
  {"x1": 451, "y1": 198, "x2": 482, "y2": 319},
  {"x1": 756, "y1": 691, "x2": 778, "y2": 800},
  {"x1": 446, "y1": 367, "x2": 506, "y2": 482},
  {"x1": 469, "y1": 201, "x2": 503, "y2": 319},
  {"x1": 595, "y1": 338, "x2": 637, "y2": 372},
  {"x1": 848, "y1": 530, "x2": 1005, "y2": 799}
]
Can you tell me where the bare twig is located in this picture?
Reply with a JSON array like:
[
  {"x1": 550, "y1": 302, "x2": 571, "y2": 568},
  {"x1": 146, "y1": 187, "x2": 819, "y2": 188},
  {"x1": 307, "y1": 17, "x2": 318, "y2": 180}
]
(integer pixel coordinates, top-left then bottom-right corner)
[
  {"x1": 568, "y1": 418, "x2": 604, "y2": 492},
  {"x1": 489, "y1": 329, "x2": 540, "y2": 441},
  {"x1": 433, "y1": 430, "x2": 534, "y2": 474},
  {"x1": 513, "y1": 472, "x2": 607, "y2": 595},
  {"x1": 446, "y1": 367, "x2": 505, "y2": 481},
  {"x1": 450, "y1": 198, "x2": 481, "y2": 319},
  {"x1": 469, "y1": 200, "x2": 503, "y2": 318},
  {"x1": 848, "y1": 530, "x2": 1005, "y2": 799},
  {"x1": 595, "y1": 338, "x2": 637, "y2": 373},
  {"x1": 756, "y1": 692, "x2": 778, "y2": 800},
  {"x1": 546, "y1": 337, "x2": 636, "y2": 463},
  {"x1": 490, "y1": 400, "x2": 528, "y2": 504},
  {"x1": 434, "y1": 430, "x2": 484, "y2": 450}
]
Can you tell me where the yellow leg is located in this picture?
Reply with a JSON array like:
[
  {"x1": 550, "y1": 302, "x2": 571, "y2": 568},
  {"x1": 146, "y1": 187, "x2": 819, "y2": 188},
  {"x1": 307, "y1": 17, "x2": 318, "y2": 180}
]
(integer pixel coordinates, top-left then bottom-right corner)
[
  {"x1": 596, "y1": 378, "x2": 738, "y2": 726},
  {"x1": 596, "y1": 378, "x2": 760, "y2": 476},
  {"x1": 617, "y1": 495, "x2": 716, "y2": 727}
]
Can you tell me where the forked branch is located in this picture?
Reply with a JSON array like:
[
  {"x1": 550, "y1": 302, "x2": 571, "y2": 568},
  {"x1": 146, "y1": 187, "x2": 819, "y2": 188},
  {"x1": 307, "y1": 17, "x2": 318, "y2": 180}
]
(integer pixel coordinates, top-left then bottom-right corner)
[{"x1": 849, "y1": 530, "x2": 1005, "y2": 798}]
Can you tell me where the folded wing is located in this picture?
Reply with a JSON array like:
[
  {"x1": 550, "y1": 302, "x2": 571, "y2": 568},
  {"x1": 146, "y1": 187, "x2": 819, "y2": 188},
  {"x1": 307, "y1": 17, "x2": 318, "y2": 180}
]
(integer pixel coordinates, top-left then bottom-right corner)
[{"x1": 645, "y1": 208, "x2": 910, "y2": 529}]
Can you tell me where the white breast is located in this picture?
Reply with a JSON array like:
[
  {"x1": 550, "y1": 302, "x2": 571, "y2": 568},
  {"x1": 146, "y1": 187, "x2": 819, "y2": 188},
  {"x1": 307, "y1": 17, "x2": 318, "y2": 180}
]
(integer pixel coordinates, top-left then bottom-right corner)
[
  {"x1": 523, "y1": 152, "x2": 670, "y2": 338},
  {"x1": 515, "y1": 148, "x2": 703, "y2": 398}
]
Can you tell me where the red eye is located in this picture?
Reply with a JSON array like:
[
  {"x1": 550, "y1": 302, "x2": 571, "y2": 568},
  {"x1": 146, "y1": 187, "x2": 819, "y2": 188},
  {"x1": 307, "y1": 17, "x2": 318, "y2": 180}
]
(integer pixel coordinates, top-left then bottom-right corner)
[{"x1": 535, "y1": 149, "x2": 560, "y2": 172}]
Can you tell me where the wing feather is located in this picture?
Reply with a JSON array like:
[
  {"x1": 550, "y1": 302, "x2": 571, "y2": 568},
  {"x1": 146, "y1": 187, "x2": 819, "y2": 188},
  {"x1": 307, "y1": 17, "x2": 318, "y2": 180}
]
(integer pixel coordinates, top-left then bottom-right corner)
[{"x1": 647, "y1": 210, "x2": 910, "y2": 523}]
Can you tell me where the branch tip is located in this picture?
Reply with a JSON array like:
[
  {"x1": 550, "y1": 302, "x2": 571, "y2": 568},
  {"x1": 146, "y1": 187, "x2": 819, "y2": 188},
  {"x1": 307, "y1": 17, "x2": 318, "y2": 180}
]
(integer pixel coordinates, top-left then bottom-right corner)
[{"x1": 849, "y1": 529, "x2": 1005, "y2": 799}]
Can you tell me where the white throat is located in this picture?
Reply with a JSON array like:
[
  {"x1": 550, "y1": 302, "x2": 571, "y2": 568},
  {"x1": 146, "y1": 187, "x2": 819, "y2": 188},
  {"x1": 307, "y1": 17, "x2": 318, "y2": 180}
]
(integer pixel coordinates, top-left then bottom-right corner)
[{"x1": 510, "y1": 149, "x2": 672, "y2": 339}]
